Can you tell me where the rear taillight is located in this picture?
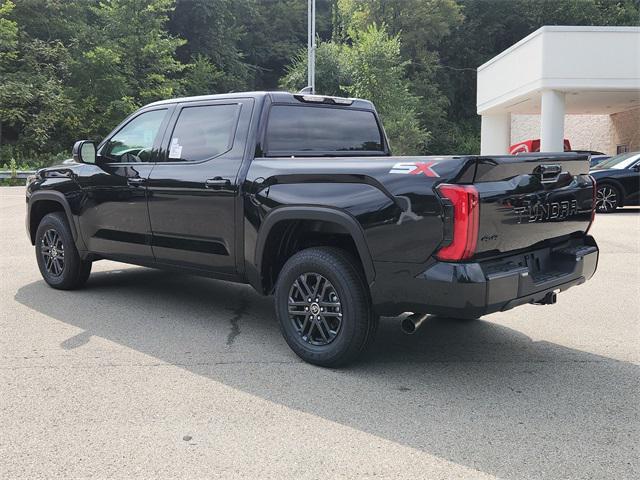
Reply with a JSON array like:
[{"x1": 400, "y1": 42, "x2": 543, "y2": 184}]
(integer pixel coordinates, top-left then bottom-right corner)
[
  {"x1": 586, "y1": 175, "x2": 597, "y2": 234},
  {"x1": 436, "y1": 184, "x2": 480, "y2": 262}
]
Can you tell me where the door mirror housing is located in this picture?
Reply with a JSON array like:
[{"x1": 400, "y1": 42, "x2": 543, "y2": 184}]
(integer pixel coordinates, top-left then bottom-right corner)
[
  {"x1": 632, "y1": 163, "x2": 640, "y2": 172},
  {"x1": 72, "y1": 140, "x2": 97, "y2": 164}
]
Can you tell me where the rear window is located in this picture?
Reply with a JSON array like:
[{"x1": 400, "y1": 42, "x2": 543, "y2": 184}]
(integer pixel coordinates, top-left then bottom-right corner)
[{"x1": 265, "y1": 105, "x2": 384, "y2": 155}]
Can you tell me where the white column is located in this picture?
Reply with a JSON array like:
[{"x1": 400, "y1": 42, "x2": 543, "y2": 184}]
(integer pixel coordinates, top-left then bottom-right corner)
[
  {"x1": 540, "y1": 90, "x2": 566, "y2": 152},
  {"x1": 480, "y1": 113, "x2": 511, "y2": 155}
]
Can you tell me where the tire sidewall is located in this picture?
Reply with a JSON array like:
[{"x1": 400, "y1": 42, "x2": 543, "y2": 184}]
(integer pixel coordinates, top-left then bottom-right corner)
[{"x1": 275, "y1": 250, "x2": 367, "y2": 366}]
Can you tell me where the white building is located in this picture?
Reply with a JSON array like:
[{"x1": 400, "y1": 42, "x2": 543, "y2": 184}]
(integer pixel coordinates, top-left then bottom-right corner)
[{"x1": 477, "y1": 26, "x2": 640, "y2": 155}]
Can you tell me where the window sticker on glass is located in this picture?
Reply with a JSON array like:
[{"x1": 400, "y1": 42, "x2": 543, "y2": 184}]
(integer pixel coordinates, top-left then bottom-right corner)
[{"x1": 169, "y1": 138, "x2": 183, "y2": 159}]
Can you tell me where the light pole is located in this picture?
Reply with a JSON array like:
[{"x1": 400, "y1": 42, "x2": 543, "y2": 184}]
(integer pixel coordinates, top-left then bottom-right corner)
[{"x1": 307, "y1": 0, "x2": 316, "y2": 93}]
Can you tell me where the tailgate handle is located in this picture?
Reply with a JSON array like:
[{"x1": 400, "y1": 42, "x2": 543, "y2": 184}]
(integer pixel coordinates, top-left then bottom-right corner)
[{"x1": 534, "y1": 164, "x2": 562, "y2": 184}]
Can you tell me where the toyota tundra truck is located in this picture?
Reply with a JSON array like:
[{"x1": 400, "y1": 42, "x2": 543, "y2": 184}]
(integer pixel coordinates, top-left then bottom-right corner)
[{"x1": 26, "y1": 91, "x2": 599, "y2": 366}]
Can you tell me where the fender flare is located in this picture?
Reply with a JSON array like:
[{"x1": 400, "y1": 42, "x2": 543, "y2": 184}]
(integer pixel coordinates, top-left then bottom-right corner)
[
  {"x1": 255, "y1": 206, "x2": 376, "y2": 286},
  {"x1": 28, "y1": 191, "x2": 79, "y2": 243}
]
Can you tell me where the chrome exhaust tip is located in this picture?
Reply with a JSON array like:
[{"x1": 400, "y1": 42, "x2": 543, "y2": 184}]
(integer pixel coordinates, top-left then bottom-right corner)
[{"x1": 400, "y1": 313, "x2": 429, "y2": 335}]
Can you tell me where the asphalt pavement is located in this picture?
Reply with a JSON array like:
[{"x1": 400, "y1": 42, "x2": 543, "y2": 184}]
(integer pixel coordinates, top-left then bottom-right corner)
[{"x1": 1, "y1": 186, "x2": 638, "y2": 479}]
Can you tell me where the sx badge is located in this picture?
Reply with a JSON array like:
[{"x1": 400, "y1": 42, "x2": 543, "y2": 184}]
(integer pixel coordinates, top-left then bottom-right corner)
[{"x1": 389, "y1": 161, "x2": 440, "y2": 177}]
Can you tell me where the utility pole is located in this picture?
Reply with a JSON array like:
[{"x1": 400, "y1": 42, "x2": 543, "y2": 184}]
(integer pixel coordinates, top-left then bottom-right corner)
[{"x1": 307, "y1": 0, "x2": 316, "y2": 93}]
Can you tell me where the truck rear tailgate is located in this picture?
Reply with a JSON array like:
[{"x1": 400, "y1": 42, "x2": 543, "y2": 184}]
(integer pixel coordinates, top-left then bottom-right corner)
[{"x1": 471, "y1": 154, "x2": 594, "y2": 255}]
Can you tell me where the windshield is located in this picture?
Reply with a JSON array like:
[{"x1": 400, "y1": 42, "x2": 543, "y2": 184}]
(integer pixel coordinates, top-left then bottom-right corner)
[{"x1": 592, "y1": 152, "x2": 640, "y2": 170}]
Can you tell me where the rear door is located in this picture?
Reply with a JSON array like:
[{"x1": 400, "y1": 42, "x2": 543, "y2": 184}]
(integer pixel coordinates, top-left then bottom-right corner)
[
  {"x1": 146, "y1": 98, "x2": 254, "y2": 275},
  {"x1": 471, "y1": 154, "x2": 594, "y2": 255}
]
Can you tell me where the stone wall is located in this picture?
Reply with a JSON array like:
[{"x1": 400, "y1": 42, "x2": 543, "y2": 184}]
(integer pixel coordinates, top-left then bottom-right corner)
[
  {"x1": 611, "y1": 107, "x2": 640, "y2": 153},
  {"x1": 511, "y1": 114, "x2": 614, "y2": 154}
]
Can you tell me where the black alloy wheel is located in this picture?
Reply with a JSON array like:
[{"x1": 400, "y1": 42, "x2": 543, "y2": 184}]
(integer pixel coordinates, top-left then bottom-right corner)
[
  {"x1": 288, "y1": 272, "x2": 343, "y2": 346},
  {"x1": 40, "y1": 228, "x2": 65, "y2": 277}
]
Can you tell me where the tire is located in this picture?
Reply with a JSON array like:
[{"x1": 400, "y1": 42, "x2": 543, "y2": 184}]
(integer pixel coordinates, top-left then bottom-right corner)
[
  {"x1": 35, "y1": 212, "x2": 92, "y2": 290},
  {"x1": 595, "y1": 184, "x2": 621, "y2": 213},
  {"x1": 275, "y1": 247, "x2": 376, "y2": 367}
]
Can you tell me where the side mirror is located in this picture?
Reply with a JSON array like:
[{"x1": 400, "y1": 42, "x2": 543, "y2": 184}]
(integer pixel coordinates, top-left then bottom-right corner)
[
  {"x1": 72, "y1": 140, "x2": 97, "y2": 164},
  {"x1": 632, "y1": 164, "x2": 640, "y2": 172}
]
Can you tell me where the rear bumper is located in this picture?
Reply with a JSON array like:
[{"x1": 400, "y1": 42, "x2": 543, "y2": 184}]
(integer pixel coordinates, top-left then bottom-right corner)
[{"x1": 372, "y1": 235, "x2": 599, "y2": 318}]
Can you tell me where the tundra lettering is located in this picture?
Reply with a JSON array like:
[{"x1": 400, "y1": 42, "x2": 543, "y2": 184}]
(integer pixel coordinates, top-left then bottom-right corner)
[{"x1": 513, "y1": 199, "x2": 580, "y2": 224}]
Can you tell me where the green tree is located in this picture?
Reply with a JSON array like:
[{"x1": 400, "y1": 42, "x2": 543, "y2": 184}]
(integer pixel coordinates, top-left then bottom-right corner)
[
  {"x1": 169, "y1": 0, "x2": 249, "y2": 93},
  {"x1": 280, "y1": 26, "x2": 428, "y2": 155},
  {"x1": 0, "y1": 0, "x2": 18, "y2": 148},
  {"x1": 4, "y1": 0, "x2": 187, "y2": 149},
  {"x1": 69, "y1": 0, "x2": 185, "y2": 137},
  {"x1": 280, "y1": 41, "x2": 350, "y2": 95},
  {"x1": 335, "y1": 0, "x2": 462, "y2": 152},
  {"x1": 238, "y1": 0, "x2": 334, "y2": 89},
  {"x1": 179, "y1": 54, "x2": 225, "y2": 96},
  {"x1": 345, "y1": 25, "x2": 428, "y2": 155},
  {"x1": 2, "y1": 0, "x2": 639, "y2": 165},
  {"x1": 0, "y1": 1, "x2": 76, "y2": 162}
]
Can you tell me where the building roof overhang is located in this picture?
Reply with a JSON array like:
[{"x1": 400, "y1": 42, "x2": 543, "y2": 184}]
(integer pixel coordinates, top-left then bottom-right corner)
[{"x1": 476, "y1": 26, "x2": 640, "y2": 116}]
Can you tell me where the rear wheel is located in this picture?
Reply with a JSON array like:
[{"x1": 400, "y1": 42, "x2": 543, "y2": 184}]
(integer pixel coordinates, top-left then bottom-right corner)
[
  {"x1": 35, "y1": 212, "x2": 92, "y2": 290},
  {"x1": 595, "y1": 184, "x2": 620, "y2": 213},
  {"x1": 275, "y1": 247, "x2": 376, "y2": 367}
]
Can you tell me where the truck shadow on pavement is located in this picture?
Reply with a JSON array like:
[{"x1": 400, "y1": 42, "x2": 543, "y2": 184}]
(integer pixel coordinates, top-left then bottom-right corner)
[{"x1": 15, "y1": 267, "x2": 639, "y2": 480}]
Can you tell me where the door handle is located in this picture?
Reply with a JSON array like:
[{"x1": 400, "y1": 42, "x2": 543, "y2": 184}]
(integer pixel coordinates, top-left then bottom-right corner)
[
  {"x1": 127, "y1": 177, "x2": 147, "y2": 186},
  {"x1": 205, "y1": 177, "x2": 231, "y2": 188}
]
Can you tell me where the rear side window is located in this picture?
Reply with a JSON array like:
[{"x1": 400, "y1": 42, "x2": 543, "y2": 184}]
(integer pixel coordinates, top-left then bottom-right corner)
[
  {"x1": 167, "y1": 104, "x2": 239, "y2": 162},
  {"x1": 265, "y1": 105, "x2": 384, "y2": 155}
]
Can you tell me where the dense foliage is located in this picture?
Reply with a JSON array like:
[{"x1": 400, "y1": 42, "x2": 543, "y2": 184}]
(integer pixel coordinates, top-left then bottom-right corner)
[{"x1": 1, "y1": 0, "x2": 638, "y2": 168}]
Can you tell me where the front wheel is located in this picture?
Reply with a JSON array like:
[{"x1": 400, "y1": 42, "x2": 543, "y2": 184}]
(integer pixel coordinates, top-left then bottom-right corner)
[
  {"x1": 595, "y1": 184, "x2": 620, "y2": 213},
  {"x1": 274, "y1": 247, "x2": 377, "y2": 367},
  {"x1": 35, "y1": 212, "x2": 92, "y2": 290}
]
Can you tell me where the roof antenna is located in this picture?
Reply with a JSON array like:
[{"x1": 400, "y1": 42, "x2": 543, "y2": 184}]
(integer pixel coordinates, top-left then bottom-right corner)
[{"x1": 298, "y1": 86, "x2": 313, "y2": 94}]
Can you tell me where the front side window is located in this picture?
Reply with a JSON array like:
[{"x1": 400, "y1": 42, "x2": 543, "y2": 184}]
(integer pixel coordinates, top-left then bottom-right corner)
[
  {"x1": 101, "y1": 109, "x2": 167, "y2": 163},
  {"x1": 166, "y1": 104, "x2": 239, "y2": 162},
  {"x1": 265, "y1": 105, "x2": 384, "y2": 155}
]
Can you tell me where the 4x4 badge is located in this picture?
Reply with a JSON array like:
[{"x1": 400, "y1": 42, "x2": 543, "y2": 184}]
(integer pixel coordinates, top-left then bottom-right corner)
[{"x1": 389, "y1": 161, "x2": 440, "y2": 177}]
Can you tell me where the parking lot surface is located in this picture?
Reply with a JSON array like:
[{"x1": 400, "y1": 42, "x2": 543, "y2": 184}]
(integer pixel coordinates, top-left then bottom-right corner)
[{"x1": 1, "y1": 186, "x2": 638, "y2": 479}]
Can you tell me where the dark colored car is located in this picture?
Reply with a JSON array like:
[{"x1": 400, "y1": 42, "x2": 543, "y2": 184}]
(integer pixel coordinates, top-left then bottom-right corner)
[
  {"x1": 590, "y1": 151, "x2": 640, "y2": 213},
  {"x1": 26, "y1": 92, "x2": 599, "y2": 366}
]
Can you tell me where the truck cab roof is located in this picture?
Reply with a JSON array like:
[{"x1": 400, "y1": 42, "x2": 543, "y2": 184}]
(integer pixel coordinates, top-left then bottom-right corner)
[{"x1": 146, "y1": 91, "x2": 375, "y2": 110}]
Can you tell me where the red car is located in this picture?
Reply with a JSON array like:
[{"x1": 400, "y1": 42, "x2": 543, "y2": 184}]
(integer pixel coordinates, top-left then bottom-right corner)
[{"x1": 510, "y1": 139, "x2": 572, "y2": 154}]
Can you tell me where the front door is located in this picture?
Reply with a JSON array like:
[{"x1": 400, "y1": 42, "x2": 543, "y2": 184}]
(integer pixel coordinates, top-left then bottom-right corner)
[
  {"x1": 78, "y1": 107, "x2": 171, "y2": 260},
  {"x1": 147, "y1": 98, "x2": 254, "y2": 275}
]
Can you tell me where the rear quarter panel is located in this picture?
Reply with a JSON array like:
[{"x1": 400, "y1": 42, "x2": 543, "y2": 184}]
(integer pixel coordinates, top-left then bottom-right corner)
[{"x1": 243, "y1": 156, "x2": 476, "y2": 266}]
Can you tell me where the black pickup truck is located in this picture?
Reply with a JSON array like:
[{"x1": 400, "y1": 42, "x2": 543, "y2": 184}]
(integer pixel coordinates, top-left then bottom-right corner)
[{"x1": 26, "y1": 91, "x2": 599, "y2": 366}]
